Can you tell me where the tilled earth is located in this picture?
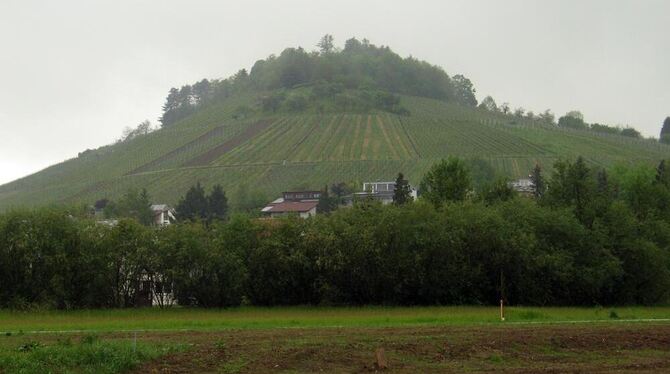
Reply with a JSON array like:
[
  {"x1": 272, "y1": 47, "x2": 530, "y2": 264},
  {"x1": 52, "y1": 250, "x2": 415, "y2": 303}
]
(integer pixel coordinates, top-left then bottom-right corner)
[{"x1": 124, "y1": 323, "x2": 670, "y2": 373}]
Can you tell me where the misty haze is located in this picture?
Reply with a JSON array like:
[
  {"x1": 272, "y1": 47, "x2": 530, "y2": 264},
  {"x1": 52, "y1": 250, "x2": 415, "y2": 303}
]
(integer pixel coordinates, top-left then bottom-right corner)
[{"x1": 1, "y1": 1, "x2": 670, "y2": 373}]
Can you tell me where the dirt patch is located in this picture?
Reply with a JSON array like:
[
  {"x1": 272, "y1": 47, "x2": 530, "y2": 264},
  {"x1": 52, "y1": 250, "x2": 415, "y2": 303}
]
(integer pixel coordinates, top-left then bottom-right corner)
[
  {"x1": 127, "y1": 126, "x2": 227, "y2": 175},
  {"x1": 183, "y1": 120, "x2": 273, "y2": 167},
  {"x1": 125, "y1": 323, "x2": 670, "y2": 373}
]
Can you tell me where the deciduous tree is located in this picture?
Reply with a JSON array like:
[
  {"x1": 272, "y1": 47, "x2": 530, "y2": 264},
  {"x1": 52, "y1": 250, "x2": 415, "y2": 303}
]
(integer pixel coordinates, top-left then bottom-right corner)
[{"x1": 420, "y1": 157, "x2": 472, "y2": 207}]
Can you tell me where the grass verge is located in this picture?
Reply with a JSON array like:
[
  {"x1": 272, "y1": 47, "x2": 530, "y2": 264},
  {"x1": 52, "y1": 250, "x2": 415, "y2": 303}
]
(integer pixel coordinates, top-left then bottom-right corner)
[
  {"x1": 0, "y1": 334, "x2": 185, "y2": 374},
  {"x1": 1, "y1": 306, "x2": 669, "y2": 333}
]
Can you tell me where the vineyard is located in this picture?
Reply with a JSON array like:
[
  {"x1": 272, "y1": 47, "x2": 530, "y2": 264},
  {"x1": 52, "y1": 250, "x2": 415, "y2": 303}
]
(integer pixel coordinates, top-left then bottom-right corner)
[{"x1": 2, "y1": 93, "x2": 670, "y2": 210}]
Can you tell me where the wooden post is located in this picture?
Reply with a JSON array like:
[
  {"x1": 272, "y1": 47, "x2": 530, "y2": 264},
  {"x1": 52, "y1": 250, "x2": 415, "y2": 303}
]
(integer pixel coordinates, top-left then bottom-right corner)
[
  {"x1": 375, "y1": 348, "x2": 388, "y2": 369},
  {"x1": 499, "y1": 269, "x2": 505, "y2": 321}
]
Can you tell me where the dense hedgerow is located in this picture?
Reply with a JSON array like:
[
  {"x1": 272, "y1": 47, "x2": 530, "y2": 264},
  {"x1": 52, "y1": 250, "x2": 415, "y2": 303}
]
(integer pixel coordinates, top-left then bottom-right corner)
[{"x1": 2, "y1": 158, "x2": 670, "y2": 309}]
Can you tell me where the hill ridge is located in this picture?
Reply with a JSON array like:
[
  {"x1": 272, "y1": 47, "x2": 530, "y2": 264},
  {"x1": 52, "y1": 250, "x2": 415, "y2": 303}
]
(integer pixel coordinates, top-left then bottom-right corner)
[{"x1": 2, "y1": 93, "x2": 669, "y2": 211}]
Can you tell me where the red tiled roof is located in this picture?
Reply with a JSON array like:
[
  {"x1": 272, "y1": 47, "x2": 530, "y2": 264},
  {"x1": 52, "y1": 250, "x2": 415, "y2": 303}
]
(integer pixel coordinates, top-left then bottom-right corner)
[{"x1": 266, "y1": 201, "x2": 318, "y2": 213}]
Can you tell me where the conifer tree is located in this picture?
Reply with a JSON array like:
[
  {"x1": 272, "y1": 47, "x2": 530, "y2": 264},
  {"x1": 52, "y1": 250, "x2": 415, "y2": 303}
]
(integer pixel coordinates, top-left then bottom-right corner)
[
  {"x1": 317, "y1": 185, "x2": 335, "y2": 214},
  {"x1": 655, "y1": 160, "x2": 670, "y2": 188},
  {"x1": 393, "y1": 172, "x2": 413, "y2": 205},
  {"x1": 530, "y1": 164, "x2": 545, "y2": 198},
  {"x1": 660, "y1": 117, "x2": 670, "y2": 144},
  {"x1": 176, "y1": 182, "x2": 208, "y2": 221},
  {"x1": 208, "y1": 184, "x2": 228, "y2": 221}
]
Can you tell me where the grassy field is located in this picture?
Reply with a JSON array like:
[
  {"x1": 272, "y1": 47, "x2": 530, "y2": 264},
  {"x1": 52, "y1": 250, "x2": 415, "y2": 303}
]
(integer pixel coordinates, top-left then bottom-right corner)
[
  {"x1": 2, "y1": 93, "x2": 670, "y2": 210},
  {"x1": 1, "y1": 306, "x2": 670, "y2": 373},
  {"x1": 1, "y1": 306, "x2": 670, "y2": 333}
]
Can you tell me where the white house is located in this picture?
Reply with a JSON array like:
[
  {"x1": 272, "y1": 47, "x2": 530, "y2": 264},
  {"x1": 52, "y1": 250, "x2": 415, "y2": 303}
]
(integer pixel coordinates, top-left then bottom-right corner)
[
  {"x1": 136, "y1": 272, "x2": 177, "y2": 307},
  {"x1": 509, "y1": 178, "x2": 535, "y2": 197},
  {"x1": 151, "y1": 204, "x2": 176, "y2": 226},
  {"x1": 347, "y1": 181, "x2": 418, "y2": 205}
]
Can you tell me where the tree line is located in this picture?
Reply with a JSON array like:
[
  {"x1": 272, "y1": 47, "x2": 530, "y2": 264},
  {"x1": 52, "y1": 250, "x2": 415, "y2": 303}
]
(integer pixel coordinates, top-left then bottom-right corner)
[
  {"x1": 477, "y1": 96, "x2": 649, "y2": 139},
  {"x1": 3, "y1": 156, "x2": 670, "y2": 309}
]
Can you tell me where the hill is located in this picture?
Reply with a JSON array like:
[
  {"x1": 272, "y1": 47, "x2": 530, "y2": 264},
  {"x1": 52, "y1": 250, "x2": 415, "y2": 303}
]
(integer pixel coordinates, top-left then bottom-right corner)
[{"x1": 1, "y1": 37, "x2": 669, "y2": 210}]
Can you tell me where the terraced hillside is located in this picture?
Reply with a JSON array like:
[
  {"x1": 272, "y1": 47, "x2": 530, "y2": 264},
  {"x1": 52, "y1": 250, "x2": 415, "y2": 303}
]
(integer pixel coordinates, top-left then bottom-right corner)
[{"x1": 1, "y1": 94, "x2": 669, "y2": 210}]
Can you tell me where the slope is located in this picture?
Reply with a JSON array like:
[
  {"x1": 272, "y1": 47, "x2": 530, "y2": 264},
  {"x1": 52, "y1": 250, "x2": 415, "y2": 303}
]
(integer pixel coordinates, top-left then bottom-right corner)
[{"x1": 1, "y1": 94, "x2": 669, "y2": 210}]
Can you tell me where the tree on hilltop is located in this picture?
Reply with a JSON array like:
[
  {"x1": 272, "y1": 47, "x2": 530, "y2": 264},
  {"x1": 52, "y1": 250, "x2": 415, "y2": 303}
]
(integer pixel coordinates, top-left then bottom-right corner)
[
  {"x1": 538, "y1": 109, "x2": 555, "y2": 125},
  {"x1": 317, "y1": 34, "x2": 335, "y2": 54},
  {"x1": 661, "y1": 117, "x2": 670, "y2": 144},
  {"x1": 452, "y1": 75, "x2": 477, "y2": 107},
  {"x1": 558, "y1": 111, "x2": 587, "y2": 130},
  {"x1": 621, "y1": 128, "x2": 641, "y2": 138},
  {"x1": 192, "y1": 79, "x2": 212, "y2": 104},
  {"x1": 479, "y1": 96, "x2": 498, "y2": 112}
]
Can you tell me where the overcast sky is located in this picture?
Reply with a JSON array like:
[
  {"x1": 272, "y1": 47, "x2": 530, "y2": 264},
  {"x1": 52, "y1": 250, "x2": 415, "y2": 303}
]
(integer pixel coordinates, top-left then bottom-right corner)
[{"x1": 1, "y1": 0, "x2": 668, "y2": 185}]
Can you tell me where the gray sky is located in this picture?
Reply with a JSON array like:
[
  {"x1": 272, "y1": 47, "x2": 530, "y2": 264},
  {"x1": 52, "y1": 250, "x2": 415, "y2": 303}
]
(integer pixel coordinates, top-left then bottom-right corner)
[{"x1": 1, "y1": 0, "x2": 669, "y2": 185}]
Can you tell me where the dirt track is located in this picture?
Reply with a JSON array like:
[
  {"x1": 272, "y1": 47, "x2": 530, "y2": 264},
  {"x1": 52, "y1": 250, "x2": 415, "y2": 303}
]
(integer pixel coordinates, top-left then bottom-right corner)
[{"x1": 128, "y1": 323, "x2": 670, "y2": 373}]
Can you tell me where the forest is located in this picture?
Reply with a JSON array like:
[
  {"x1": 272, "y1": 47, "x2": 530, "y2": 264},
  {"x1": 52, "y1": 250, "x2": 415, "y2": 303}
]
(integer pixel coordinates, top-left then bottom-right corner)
[
  {"x1": 2, "y1": 156, "x2": 670, "y2": 309},
  {"x1": 158, "y1": 36, "x2": 477, "y2": 127}
]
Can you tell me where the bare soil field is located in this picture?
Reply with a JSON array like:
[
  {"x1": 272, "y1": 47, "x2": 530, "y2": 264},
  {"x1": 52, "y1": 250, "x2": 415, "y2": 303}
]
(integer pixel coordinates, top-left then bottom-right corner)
[
  {"x1": 116, "y1": 323, "x2": 670, "y2": 373},
  {"x1": 127, "y1": 126, "x2": 227, "y2": 175},
  {"x1": 183, "y1": 119, "x2": 273, "y2": 167}
]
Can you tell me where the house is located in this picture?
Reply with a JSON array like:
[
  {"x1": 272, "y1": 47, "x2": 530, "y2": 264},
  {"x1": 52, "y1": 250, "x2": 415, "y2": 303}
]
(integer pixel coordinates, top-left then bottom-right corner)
[
  {"x1": 346, "y1": 181, "x2": 418, "y2": 205},
  {"x1": 136, "y1": 272, "x2": 177, "y2": 307},
  {"x1": 261, "y1": 191, "x2": 321, "y2": 218},
  {"x1": 262, "y1": 200, "x2": 319, "y2": 218},
  {"x1": 151, "y1": 204, "x2": 176, "y2": 226},
  {"x1": 510, "y1": 178, "x2": 535, "y2": 197},
  {"x1": 282, "y1": 191, "x2": 321, "y2": 201}
]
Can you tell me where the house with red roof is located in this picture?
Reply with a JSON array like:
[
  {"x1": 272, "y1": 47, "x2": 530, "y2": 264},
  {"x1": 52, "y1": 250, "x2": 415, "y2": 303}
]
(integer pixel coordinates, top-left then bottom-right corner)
[{"x1": 261, "y1": 191, "x2": 321, "y2": 218}]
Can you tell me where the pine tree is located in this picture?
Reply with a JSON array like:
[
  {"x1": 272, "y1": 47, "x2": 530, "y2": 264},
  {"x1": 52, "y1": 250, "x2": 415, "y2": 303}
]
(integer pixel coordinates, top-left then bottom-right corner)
[
  {"x1": 317, "y1": 34, "x2": 335, "y2": 54},
  {"x1": 597, "y1": 168, "x2": 610, "y2": 194},
  {"x1": 393, "y1": 173, "x2": 413, "y2": 205},
  {"x1": 656, "y1": 160, "x2": 670, "y2": 188},
  {"x1": 530, "y1": 164, "x2": 545, "y2": 199},
  {"x1": 208, "y1": 184, "x2": 228, "y2": 221},
  {"x1": 317, "y1": 185, "x2": 334, "y2": 214},
  {"x1": 105, "y1": 188, "x2": 153, "y2": 225},
  {"x1": 570, "y1": 157, "x2": 591, "y2": 221},
  {"x1": 176, "y1": 182, "x2": 208, "y2": 221},
  {"x1": 137, "y1": 188, "x2": 154, "y2": 226},
  {"x1": 660, "y1": 117, "x2": 670, "y2": 144}
]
